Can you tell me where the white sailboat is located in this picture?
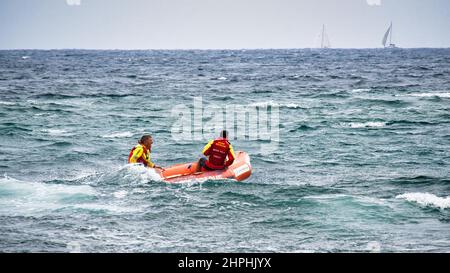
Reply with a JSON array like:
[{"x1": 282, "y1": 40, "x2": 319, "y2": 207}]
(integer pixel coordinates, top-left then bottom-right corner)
[
  {"x1": 319, "y1": 24, "x2": 331, "y2": 49},
  {"x1": 382, "y1": 22, "x2": 397, "y2": 48}
]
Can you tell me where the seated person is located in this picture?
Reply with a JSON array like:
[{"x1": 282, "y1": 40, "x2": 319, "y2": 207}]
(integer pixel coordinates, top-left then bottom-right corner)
[{"x1": 198, "y1": 130, "x2": 235, "y2": 171}]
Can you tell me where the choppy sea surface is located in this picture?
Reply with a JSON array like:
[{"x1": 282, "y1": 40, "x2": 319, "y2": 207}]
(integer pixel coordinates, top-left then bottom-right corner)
[{"x1": 0, "y1": 49, "x2": 449, "y2": 252}]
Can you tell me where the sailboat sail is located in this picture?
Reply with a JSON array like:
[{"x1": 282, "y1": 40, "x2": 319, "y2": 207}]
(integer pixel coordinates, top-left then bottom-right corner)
[
  {"x1": 382, "y1": 23, "x2": 392, "y2": 47},
  {"x1": 318, "y1": 24, "x2": 331, "y2": 48}
]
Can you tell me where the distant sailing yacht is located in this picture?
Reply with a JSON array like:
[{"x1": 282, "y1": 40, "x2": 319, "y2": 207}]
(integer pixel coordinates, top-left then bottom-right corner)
[
  {"x1": 319, "y1": 24, "x2": 331, "y2": 49},
  {"x1": 382, "y1": 22, "x2": 397, "y2": 48}
]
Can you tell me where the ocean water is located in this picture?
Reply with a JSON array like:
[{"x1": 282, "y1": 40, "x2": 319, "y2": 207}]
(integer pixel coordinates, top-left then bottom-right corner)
[{"x1": 0, "y1": 49, "x2": 449, "y2": 252}]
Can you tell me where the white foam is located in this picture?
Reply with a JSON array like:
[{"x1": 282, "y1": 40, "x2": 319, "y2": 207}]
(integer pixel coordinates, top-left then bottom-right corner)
[
  {"x1": 409, "y1": 92, "x2": 450, "y2": 98},
  {"x1": 41, "y1": 128, "x2": 70, "y2": 136},
  {"x1": 63, "y1": 169, "x2": 100, "y2": 183},
  {"x1": 366, "y1": 241, "x2": 382, "y2": 253},
  {"x1": 0, "y1": 175, "x2": 143, "y2": 215},
  {"x1": 113, "y1": 190, "x2": 128, "y2": 199},
  {"x1": 284, "y1": 103, "x2": 303, "y2": 109},
  {"x1": 0, "y1": 101, "x2": 16, "y2": 105},
  {"x1": 347, "y1": 122, "x2": 386, "y2": 128},
  {"x1": 351, "y1": 88, "x2": 371, "y2": 93},
  {"x1": 396, "y1": 192, "x2": 450, "y2": 210},
  {"x1": 217, "y1": 76, "x2": 227, "y2": 80},
  {"x1": 249, "y1": 101, "x2": 278, "y2": 108},
  {"x1": 0, "y1": 176, "x2": 97, "y2": 215},
  {"x1": 101, "y1": 131, "x2": 133, "y2": 138},
  {"x1": 132, "y1": 188, "x2": 147, "y2": 194},
  {"x1": 249, "y1": 101, "x2": 301, "y2": 109},
  {"x1": 0, "y1": 176, "x2": 96, "y2": 198},
  {"x1": 122, "y1": 164, "x2": 162, "y2": 183}
]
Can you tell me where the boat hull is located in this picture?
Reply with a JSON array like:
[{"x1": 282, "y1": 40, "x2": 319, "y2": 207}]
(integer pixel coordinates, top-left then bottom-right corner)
[{"x1": 158, "y1": 151, "x2": 252, "y2": 183}]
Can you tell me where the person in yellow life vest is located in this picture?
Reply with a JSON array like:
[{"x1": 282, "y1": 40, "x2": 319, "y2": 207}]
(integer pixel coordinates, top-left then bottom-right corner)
[
  {"x1": 197, "y1": 130, "x2": 235, "y2": 171},
  {"x1": 128, "y1": 135, "x2": 161, "y2": 169}
]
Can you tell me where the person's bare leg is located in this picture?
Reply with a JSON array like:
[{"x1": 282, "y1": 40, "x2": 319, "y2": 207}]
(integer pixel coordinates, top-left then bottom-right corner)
[{"x1": 196, "y1": 157, "x2": 206, "y2": 172}]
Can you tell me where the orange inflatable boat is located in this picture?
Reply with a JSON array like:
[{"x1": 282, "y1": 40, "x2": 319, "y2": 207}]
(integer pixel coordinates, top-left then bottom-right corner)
[{"x1": 158, "y1": 151, "x2": 252, "y2": 183}]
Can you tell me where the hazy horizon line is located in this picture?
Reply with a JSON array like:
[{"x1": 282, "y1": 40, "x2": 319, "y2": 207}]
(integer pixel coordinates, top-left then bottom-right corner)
[{"x1": 2, "y1": 46, "x2": 450, "y2": 51}]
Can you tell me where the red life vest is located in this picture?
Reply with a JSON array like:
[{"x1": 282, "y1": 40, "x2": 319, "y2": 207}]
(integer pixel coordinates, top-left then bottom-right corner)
[
  {"x1": 128, "y1": 144, "x2": 150, "y2": 166},
  {"x1": 205, "y1": 138, "x2": 231, "y2": 170}
]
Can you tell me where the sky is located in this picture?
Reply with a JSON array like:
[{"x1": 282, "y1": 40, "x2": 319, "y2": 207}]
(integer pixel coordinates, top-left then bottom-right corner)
[{"x1": 0, "y1": 0, "x2": 449, "y2": 49}]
